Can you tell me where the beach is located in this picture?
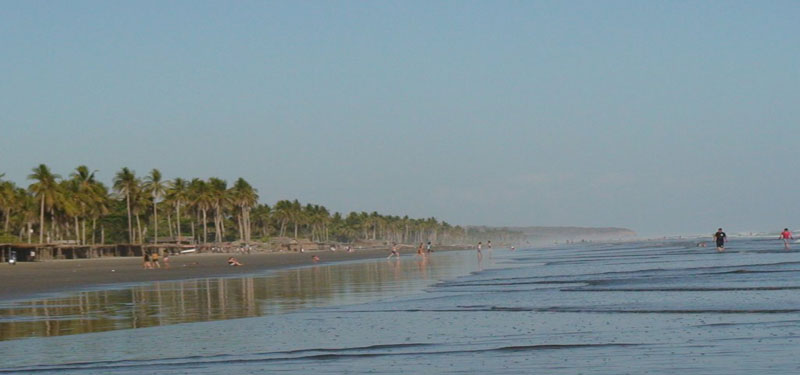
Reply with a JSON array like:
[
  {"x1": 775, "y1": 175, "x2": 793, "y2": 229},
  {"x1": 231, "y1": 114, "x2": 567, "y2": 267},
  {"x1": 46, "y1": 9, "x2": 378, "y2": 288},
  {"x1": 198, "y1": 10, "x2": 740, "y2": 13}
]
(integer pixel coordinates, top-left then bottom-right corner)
[
  {"x1": 0, "y1": 245, "x2": 467, "y2": 301},
  {"x1": 2, "y1": 238, "x2": 800, "y2": 374}
]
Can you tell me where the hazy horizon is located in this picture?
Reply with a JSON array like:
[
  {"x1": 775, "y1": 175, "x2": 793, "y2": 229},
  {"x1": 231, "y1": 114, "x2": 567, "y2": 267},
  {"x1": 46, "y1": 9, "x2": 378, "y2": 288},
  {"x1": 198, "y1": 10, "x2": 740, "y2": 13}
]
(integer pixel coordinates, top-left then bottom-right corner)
[{"x1": 2, "y1": 1, "x2": 798, "y2": 236}]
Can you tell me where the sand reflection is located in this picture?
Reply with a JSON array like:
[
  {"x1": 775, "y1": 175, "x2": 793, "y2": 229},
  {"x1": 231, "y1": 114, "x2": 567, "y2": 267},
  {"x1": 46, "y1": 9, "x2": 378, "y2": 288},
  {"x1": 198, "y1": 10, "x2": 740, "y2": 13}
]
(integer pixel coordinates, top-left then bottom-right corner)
[{"x1": 0, "y1": 253, "x2": 471, "y2": 341}]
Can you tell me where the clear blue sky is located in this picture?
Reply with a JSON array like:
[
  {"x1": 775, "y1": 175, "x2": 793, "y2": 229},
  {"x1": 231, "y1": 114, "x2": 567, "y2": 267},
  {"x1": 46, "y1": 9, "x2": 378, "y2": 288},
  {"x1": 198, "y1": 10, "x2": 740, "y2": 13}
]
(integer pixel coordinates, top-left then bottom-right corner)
[{"x1": 1, "y1": 1, "x2": 798, "y2": 235}]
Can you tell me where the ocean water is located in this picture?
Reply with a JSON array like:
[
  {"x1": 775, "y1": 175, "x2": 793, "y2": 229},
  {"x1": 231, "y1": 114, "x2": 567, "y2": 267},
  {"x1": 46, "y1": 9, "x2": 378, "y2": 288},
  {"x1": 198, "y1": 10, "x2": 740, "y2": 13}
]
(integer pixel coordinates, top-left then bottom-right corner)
[{"x1": 2, "y1": 239, "x2": 800, "y2": 374}]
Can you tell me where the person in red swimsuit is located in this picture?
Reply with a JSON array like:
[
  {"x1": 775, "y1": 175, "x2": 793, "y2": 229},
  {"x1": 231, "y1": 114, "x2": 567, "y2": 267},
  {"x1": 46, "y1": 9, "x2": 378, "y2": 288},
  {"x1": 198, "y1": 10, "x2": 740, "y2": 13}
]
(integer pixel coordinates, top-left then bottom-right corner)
[{"x1": 780, "y1": 228, "x2": 793, "y2": 250}]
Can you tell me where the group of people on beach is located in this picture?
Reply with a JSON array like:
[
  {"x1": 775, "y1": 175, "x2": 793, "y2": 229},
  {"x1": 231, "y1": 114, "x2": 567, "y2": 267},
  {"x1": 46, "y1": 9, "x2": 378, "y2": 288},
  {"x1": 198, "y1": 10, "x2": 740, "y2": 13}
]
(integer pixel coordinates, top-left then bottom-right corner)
[
  {"x1": 387, "y1": 241, "x2": 435, "y2": 259},
  {"x1": 142, "y1": 251, "x2": 169, "y2": 269},
  {"x1": 710, "y1": 228, "x2": 793, "y2": 252}
]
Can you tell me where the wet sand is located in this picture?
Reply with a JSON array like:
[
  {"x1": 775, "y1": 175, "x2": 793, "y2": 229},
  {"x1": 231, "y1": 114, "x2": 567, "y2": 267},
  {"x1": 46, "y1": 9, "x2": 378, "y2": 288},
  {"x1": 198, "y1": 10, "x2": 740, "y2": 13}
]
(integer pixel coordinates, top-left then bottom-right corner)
[{"x1": 0, "y1": 246, "x2": 468, "y2": 301}]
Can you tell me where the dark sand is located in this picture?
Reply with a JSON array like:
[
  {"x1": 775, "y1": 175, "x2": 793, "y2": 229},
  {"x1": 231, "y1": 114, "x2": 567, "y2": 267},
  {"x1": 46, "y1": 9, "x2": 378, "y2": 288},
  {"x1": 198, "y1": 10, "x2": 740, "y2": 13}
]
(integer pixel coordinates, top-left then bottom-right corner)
[{"x1": 0, "y1": 246, "x2": 467, "y2": 301}]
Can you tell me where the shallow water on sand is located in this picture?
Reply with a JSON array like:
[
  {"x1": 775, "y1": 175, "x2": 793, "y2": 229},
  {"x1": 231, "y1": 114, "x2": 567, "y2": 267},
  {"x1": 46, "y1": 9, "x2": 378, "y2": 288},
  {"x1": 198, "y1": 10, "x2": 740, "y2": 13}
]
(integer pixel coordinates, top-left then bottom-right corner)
[{"x1": 2, "y1": 239, "x2": 800, "y2": 374}]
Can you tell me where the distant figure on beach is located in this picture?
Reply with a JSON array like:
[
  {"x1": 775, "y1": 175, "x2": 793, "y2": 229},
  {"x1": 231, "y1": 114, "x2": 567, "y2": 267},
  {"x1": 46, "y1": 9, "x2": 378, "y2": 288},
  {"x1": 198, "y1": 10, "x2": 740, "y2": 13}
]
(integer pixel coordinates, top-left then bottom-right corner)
[
  {"x1": 426, "y1": 241, "x2": 432, "y2": 253},
  {"x1": 312, "y1": 255, "x2": 320, "y2": 263},
  {"x1": 388, "y1": 243, "x2": 400, "y2": 259},
  {"x1": 696, "y1": 242, "x2": 707, "y2": 248},
  {"x1": 330, "y1": 245, "x2": 336, "y2": 252},
  {"x1": 477, "y1": 241, "x2": 483, "y2": 260},
  {"x1": 487, "y1": 240, "x2": 492, "y2": 250},
  {"x1": 510, "y1": 246, "x2": 516, "y2": 251},
  {"x1": 417, "y1": 242, "x2": 425, "y2": 256},
  {"x1": 162, "y1": 253, "x2": 170, "y2": 269},
  {"x1": 151, "y1": 252, "x2": 161, "y2": 268},
  {"x1": 780, "y1": 228, "x2": 793, "y2": 250},
  {"x1": 347, "y1": 245, "x2": 353, "y2": 252},
  {"x1": 227, "y1": 257, "x2": 243, "y2": 266},
  {"x1": 714, "y1": 228, "x2": 727, "y2": 252},
  {"x1": 143, "y1": 252, "x2": 153, "y2": 269}
]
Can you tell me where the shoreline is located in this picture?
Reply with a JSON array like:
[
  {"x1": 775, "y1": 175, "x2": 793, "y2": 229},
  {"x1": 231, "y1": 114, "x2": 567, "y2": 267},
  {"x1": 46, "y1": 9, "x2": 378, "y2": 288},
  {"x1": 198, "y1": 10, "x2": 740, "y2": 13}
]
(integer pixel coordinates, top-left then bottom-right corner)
[{"x1": 0, "y1": 245, "x2": 472, "y2": 301}]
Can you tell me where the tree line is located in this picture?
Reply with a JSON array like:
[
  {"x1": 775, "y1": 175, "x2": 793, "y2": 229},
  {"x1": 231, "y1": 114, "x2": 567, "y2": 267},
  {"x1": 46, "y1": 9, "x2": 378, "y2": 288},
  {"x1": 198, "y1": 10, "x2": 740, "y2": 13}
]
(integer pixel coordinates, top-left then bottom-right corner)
[{"x1": 0, "y1": 165, "x2": 524, "y2": 246}]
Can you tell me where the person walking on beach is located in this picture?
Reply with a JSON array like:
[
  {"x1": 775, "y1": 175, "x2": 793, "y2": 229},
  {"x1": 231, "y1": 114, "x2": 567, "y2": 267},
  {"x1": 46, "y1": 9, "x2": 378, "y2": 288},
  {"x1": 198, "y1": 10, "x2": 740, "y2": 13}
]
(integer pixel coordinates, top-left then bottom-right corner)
[
  {"x1": 417, "y1": 242, "x2": 425, "y2": 257},
  {"x1": 780, "y1": 228, "x2": 793, "y2": 250},
  {"x1": 713, "y1": 228, "x2": 727, "y2": 252},
  {"x1": 477, "y1": 241, "x2": 483, "y2": 260},
  {"x1": 426, "y1": 241, "x2": 432, "y2": 254},
  {"x1": 388, "y1": 242, "x2": 400, "y2": 259}
]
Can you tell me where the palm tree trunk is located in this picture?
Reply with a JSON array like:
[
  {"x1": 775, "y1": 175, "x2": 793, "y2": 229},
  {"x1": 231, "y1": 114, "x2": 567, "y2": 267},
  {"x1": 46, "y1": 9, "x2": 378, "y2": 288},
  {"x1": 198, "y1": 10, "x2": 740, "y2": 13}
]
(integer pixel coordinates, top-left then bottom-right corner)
[
  {"x1": 126, "y1": 193, "x2": 132, "y2": 244},
  {"x1": 39, "y1": 195, "x2": 45, "y2": 243},
  {"x1": 135, "y1": 214, "x2": 142, "y2": 244},
  {"x1": 202, "y1": 209, "x2": 207, "y2": 244},
  {"x1": 167, "y1": 211, "x2": 173, "y2": 238},
  {"x1": 175, "y1": 204, "x2": 182, "y2": 244},
  {"x1": 74, "y1": 216, "x2": 80, "y2": 244},
  {"x1": 3, "y1": 209, "x2": 9, "y2": 232},
  {"x1": 153, "y1": 196, "x2": 158, "y2": 245}
]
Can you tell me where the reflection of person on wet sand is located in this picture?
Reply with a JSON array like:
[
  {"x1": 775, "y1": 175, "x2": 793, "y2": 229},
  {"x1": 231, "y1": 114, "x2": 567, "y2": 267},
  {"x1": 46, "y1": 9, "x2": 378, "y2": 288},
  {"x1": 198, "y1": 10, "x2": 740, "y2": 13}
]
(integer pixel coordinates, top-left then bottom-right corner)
[{"x1": 227, "y1": 257, "x2": 243, "y2": 266}]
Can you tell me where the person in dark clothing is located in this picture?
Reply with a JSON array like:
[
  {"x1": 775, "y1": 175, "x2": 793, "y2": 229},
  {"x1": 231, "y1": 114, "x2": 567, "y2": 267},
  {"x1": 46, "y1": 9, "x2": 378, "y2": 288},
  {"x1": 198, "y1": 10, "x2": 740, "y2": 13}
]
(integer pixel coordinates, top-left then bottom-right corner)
[{"x1": 713, "y1": 228, "x2": 727, "y2": 252}]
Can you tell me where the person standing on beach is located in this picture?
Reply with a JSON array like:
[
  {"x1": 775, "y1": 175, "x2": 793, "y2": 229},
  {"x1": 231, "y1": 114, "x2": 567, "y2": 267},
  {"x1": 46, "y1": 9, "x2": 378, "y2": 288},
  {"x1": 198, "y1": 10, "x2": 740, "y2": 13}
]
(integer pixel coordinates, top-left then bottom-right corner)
[
  {"x1": 780, "y1": 228, "x2": 793, "y2": 250},
  {"x1": 417, "y1": 242, "x2": 425, "y2": 257},
  {"x1": 477, "y1": 241, "x2": 483, "y2": 260},
  {"x1": 388, "y1": 242, "x2": 400, "y2": 259},
  {"x1": 713, "y1": 228, "x2": 727, "y2": 252},
  {"x1": 426, "y1": 241, "x2": 432, "y2": 254}
]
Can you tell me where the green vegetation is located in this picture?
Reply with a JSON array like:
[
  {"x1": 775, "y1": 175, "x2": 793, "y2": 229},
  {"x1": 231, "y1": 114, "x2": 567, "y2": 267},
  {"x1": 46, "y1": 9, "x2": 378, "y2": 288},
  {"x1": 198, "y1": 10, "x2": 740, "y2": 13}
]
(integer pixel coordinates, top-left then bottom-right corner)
[{"x1": 0, "y1": 166, "x2": 523, "y2": 246}]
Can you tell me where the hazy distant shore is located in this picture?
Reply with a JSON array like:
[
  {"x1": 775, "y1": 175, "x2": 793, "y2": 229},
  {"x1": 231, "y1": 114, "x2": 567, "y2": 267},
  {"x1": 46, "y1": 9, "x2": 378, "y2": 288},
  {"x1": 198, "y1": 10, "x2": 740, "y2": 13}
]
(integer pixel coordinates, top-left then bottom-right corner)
[{"x1": 0, "y1": 245, "x2": 471, "y2": 301}]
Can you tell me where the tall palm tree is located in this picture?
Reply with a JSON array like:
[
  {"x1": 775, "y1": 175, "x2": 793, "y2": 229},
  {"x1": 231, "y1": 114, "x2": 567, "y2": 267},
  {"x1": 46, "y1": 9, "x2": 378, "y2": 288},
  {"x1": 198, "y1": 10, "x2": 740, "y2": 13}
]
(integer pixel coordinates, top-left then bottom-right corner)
[
  {"x1": 230, "y1": 178, "x2": 258, "y2": 243},
  {"x1": 208, "y1": 178, "x2": 228, "y2": 243},
  {"x1": 113, "y1": 167, "x2": 138, "y2": 244},
  {"x1": 166, "y1": 178, "x2": 188, "y2": 244},
  {"x1": 0, "y1": 177, "x2": 17, "y2": 233},
  {"x1": 70, "y1": 165, "x2": 98, "y2": 244},
  {"x1": 27, "y1": 164, "x2": 61, "y2": 243},
  {"x1": 189, "y1": 178, "x2": 213, "y2": 244},
  {"x1": 143, "y1": 169, "x2": 167, "y2": 245}
]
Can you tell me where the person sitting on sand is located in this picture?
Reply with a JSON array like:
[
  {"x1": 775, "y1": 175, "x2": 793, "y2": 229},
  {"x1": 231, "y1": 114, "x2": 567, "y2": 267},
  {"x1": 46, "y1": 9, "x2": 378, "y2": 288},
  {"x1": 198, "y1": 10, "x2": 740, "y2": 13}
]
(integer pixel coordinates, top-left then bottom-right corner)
[
  {"x1": 151, "y1": 252, "x2": 161, "y2": 268},
  {"x1": 312, "y1": 255, "x2": 320, "y2": 263},
  {"x1": 143, "y1": 252, "x2": 153, "y2": 269},
  {"x1": 227, "y1": 257, "x2": 243, "y2": 266},
  {"x1": 780, "y1": 228, "x2": 793, "y2": 250}
]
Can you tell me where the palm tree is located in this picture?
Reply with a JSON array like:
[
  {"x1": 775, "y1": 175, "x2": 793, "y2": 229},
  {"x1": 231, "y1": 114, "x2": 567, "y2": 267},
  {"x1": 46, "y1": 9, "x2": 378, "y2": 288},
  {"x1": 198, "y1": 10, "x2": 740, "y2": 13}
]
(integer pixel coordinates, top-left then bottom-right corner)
[
  {"x1": 166, "y1": 178, "x2": 188, "y2": 244},
  {"x1": 208, "y1": 178, "x2": 228, "y2": 243},
  {"x1": 113, "y1": 167, "x2": 138, "y2": 244},
  {"x1": 143, "y1": 169, "x2": 167, "y2": 245},
  {"x1": 230, "y1": 178, "x2": 258, "y2": 243},
  {"x1": 27, "y1": 164, "x2": 61, "y2": 243},
  {"x1": 189, "y1": 178, "x2": 212, "y2": 244},
  {"x1": 0, "y1": 177, "x2": 17, "y2": 233}
]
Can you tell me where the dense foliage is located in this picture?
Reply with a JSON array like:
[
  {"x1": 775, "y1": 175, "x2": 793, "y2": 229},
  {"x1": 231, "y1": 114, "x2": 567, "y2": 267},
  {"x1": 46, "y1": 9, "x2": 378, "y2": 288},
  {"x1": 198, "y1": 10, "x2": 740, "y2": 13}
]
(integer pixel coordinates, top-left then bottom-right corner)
[{"x1": 0, "y1": 166, "x2": 523, "y2": 246}]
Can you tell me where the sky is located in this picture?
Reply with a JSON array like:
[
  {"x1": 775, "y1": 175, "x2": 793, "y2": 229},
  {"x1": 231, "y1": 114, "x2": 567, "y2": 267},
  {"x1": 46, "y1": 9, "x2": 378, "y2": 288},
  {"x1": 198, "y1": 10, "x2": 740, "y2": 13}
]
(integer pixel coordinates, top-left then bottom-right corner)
[{"x1": 1, "y1": 1, "x2": 799, "y2": 236}]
